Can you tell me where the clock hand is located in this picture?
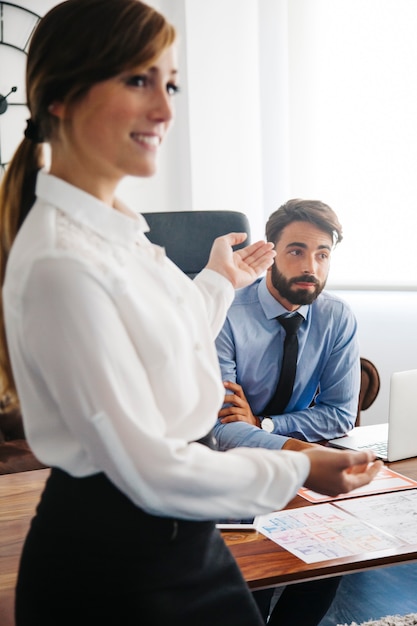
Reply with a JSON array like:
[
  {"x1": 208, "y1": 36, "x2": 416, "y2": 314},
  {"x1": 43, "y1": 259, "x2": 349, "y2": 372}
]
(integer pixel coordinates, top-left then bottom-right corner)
[{"x1": 0, "y1": 87, "x2": 18, "y2": 115}]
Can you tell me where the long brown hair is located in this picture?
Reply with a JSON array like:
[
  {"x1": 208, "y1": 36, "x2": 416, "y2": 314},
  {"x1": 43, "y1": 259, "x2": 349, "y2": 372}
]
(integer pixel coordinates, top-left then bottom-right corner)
[{"x1": 0, "y1": 0, "x2": 176, "y2": 404}]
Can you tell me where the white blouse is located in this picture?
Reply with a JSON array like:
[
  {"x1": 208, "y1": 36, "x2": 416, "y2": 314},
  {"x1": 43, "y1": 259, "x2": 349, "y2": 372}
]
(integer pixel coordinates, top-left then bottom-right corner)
[{"x1": 3, "y1": 171, "x2": 310, "y2": 520}]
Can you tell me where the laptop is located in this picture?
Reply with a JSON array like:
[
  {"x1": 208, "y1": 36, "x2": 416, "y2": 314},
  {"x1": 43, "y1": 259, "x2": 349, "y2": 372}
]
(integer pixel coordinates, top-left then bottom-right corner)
[{"x1": 328, "y1": 369, "x2": 417, "y2": 462}]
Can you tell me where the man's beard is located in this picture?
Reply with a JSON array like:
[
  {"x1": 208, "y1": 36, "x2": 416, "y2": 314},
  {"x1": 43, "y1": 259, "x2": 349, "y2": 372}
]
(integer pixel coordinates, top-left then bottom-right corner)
[{"x1": 270, "y1": 264, "x2": 326, "y2": 305}]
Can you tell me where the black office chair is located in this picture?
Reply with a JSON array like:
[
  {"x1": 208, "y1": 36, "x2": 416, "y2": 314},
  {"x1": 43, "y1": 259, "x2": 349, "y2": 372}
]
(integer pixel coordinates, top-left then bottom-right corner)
[{"x1": 142, "y1": 210, "x2": 251, "y2": 278}]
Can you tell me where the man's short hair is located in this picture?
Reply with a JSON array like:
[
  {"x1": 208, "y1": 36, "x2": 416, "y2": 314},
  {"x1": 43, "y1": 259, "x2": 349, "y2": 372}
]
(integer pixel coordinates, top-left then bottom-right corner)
[{"x1": 265, "y1": 199, "x2": 343, "y2": 247}]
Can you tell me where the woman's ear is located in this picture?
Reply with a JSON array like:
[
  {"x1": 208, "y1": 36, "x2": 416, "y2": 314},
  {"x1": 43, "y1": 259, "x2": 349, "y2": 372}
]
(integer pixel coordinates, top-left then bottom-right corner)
[{"x1": 48, "y1": 101, "x2": 65, "y2": 119}]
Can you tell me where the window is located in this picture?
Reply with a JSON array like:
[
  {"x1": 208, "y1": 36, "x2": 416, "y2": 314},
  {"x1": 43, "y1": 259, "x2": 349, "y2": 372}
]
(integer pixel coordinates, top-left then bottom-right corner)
[{"x1": 261, "y1": 0, "x2": 417, "y2": 289}]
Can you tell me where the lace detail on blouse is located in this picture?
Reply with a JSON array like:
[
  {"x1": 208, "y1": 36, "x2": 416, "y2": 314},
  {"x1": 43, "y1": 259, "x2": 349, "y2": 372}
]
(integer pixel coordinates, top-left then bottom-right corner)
[{"x1": 56, "y1": 210, "x2": 128, "y2": 273}]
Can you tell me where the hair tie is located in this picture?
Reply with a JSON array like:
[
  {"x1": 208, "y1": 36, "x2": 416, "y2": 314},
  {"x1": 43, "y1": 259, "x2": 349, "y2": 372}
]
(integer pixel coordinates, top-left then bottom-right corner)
[{"x1": 24, "y1": 118, "x2": 44, "y2": 143}]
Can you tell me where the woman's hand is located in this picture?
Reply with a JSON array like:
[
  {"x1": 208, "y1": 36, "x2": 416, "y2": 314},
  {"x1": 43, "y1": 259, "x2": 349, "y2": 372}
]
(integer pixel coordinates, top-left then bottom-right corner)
[
  {"x1": 302, "y1": 447, "x2": 383, "y2": 497},
  {"x1": 205, "y1": 233, "x2": 275, "y2": 289}
]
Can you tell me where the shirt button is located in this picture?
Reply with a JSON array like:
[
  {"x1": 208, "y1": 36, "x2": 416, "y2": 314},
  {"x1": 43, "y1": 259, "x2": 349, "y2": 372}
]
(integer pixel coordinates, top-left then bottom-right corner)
[{"x1": 195, "y1": 343, "x2": 202, "y2": 351}]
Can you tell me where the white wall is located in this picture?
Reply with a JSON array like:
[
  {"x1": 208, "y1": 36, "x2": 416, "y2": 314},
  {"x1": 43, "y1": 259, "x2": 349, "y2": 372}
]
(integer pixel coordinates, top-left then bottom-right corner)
[
  {"x1": 13, "y1": 0, "x2": 56, "y2": 12},
  {"x1": 331, "y1": 290, "x2": 417, "y2": 425}
]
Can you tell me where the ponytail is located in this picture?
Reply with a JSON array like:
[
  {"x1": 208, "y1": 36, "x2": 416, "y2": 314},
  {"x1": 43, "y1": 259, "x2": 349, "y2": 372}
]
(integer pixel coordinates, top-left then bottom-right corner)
[{"x1": 0, "y1": 137, "x2": 44, "y2": 405}]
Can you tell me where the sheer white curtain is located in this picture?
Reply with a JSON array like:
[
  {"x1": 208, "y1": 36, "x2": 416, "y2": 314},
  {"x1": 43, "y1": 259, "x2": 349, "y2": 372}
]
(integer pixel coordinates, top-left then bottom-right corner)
[
  {"x1": 264, "y1": 0, "x2": 417, "y2": 289},
  {"x1": 162, "y1": 0, "x2": 417, "y2": 288},
  {"x1": 165, "y1": 0, "x2": 417, "y2": 288}
]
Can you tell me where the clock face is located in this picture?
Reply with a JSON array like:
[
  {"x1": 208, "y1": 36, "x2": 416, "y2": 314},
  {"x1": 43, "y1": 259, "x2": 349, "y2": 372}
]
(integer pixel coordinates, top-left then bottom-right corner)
[{"x1": 0, "y1": 2, "x2": 41, "y2": 172}]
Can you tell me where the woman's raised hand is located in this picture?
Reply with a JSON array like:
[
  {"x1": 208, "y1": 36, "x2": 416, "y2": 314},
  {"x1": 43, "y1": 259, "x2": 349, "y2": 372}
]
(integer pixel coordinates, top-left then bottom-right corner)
[{"x1": 205, "y1": 233, "x2": 276, "y2": 289}]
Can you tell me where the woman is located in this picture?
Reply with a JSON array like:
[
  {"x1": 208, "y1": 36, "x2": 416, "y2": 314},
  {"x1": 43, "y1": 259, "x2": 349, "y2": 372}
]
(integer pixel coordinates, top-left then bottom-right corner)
[{"x1": 0, "y1": 1, "x2": 381, "y2": 624}]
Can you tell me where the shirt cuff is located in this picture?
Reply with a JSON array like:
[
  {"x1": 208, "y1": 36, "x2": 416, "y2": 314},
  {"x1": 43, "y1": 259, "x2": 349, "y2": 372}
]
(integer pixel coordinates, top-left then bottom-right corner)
[{"x1": 195, "y1": 267, "x2": 235, "y2": 293}]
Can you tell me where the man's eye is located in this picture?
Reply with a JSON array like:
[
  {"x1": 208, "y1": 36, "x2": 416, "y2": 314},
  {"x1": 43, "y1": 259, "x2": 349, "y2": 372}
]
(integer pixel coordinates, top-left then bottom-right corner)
[{"x1": 167, "y1": 83, "x2": 180, "y2": 96}]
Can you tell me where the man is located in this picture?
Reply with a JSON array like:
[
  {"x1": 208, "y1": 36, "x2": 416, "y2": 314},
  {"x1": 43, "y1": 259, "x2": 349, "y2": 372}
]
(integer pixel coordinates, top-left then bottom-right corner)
[{"x1": 214, "y1": 199, "x2": 360, "y2": 625}]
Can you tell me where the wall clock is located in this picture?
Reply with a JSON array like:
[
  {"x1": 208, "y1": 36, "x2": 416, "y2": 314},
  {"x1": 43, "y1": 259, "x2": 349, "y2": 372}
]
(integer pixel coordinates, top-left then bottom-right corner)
[{"x1": 0, "y1": 2, "x2": 41, "y2": 173}]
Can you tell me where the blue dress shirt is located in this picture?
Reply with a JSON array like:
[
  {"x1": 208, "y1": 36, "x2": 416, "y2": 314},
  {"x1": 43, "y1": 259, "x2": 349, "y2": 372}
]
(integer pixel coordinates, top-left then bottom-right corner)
[{"x1": 214, "y1": 277, "x2": 360, "y2": 450}]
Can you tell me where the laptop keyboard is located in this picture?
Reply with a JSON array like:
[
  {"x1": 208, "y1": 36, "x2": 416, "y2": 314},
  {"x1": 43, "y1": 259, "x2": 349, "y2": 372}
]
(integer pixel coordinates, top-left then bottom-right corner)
[{"x1": 358, "y1": 441, "x2": 388, "y2": 458}]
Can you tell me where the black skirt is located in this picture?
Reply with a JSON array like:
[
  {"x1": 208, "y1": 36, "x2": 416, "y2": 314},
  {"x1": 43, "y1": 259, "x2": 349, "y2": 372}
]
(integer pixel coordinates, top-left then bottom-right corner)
[{"x1": 15, "y1": 468, "x2": 264, "y2": 626}]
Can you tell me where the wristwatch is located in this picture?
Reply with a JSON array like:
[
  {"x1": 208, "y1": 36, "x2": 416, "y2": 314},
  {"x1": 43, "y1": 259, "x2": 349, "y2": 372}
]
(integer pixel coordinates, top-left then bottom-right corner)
[{"x1": 260, "y1": 416, "x2": 274, "y2": 433}]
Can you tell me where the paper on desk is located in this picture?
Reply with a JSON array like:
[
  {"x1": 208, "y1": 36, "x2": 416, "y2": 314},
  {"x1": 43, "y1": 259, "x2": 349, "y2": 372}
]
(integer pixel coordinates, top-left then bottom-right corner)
[
  {"x1": 256, "y1": 503, "x2": 404, "y2": 564},
  {"x1": 337, "y1": 489, "x2": 417, "y2": 544},
  {"x1": 298, "y1": 466, "x2": 417, "y2": 503}
]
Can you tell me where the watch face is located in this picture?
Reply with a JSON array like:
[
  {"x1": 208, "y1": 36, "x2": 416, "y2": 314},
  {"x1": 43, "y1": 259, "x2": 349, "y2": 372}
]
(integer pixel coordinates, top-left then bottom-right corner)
[
  {"x1": 0, "y1": 3, "x2": 41, "y2": 173},
  {"x1": 261, "y1": 417, "x2": 274, "y2": 433}
]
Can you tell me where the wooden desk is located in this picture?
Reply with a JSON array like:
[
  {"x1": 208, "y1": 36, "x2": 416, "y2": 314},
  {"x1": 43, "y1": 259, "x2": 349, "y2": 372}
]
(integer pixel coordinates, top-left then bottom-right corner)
[
  {"x1": 0, "y1": 468, "x2": 51, "y2": 626},
  {"x1": 1, "y1": 460, "x2": 417, "y2": 625},
  {"x1": 223, "y1": 457, "x2": 417, "y2": 590}
]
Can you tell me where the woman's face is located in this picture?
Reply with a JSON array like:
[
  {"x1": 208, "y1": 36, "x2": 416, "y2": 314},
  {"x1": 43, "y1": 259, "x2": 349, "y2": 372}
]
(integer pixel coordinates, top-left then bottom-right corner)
[{"x1": 50, "y1": 44, "x2": 178, "y2": 200}]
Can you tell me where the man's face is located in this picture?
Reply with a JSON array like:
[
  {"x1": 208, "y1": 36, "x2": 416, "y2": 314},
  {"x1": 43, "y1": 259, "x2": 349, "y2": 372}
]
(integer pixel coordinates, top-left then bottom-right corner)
[{"x1": 266, "y1": 221, "x2": 333, "y2": 309}]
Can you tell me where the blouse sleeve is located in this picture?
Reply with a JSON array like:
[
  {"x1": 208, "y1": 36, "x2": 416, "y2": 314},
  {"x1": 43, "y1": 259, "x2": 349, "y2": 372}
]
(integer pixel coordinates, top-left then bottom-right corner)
[{"x1": 192, "y1": 268, "x2": 235, "y2": 339}]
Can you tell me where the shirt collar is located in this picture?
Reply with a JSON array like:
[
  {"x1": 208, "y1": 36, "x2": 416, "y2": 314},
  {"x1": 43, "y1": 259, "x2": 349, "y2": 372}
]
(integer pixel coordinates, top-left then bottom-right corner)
[
  {"x1": 36, "y1": 170, "x2": 150, "y2": 247},
  {"x1": 258, "y1": 276, "x2": 309, "y2": 320}
]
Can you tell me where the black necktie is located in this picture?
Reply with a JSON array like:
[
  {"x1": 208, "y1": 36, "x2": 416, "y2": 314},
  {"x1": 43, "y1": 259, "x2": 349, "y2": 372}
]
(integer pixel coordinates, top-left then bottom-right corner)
[{"x1": 262, "y1": 312, "x2": 304, "y2": 415}]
